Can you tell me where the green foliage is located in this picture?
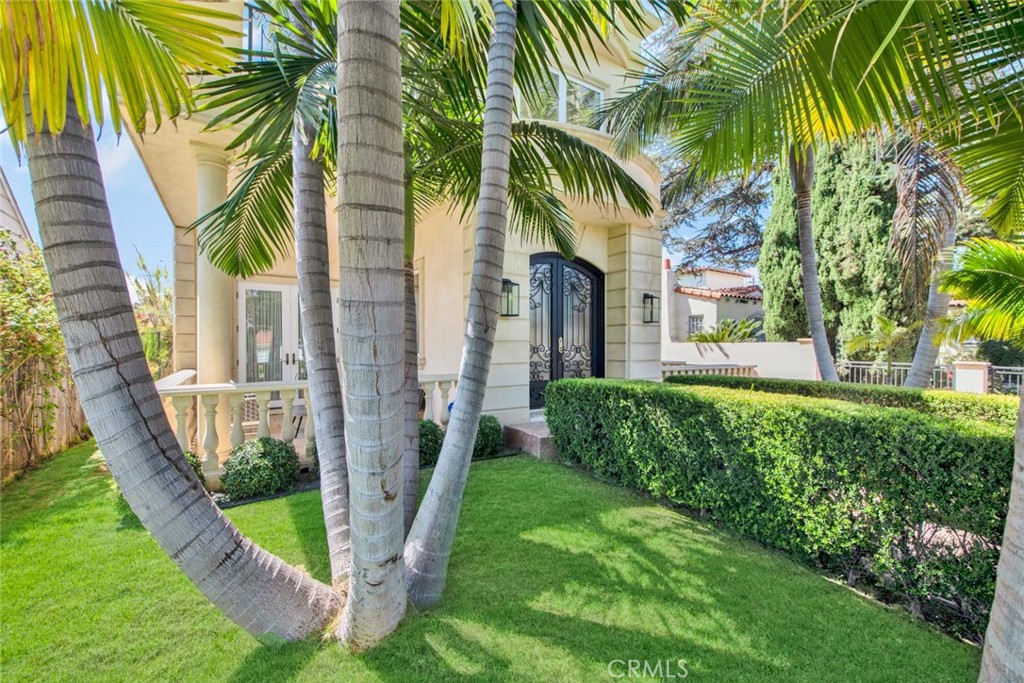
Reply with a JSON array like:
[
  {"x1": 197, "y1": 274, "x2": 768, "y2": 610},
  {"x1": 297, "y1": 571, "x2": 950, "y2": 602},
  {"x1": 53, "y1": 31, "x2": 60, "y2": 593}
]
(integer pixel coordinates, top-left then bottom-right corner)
[
  {"x1": 419, "y1": 420, "x2": 444, "y2": 467},
  {"x1": 546, "y1": 379, "x2": 1014, "y2": 640},
  {"x1": 418, "y1": 415, "x2": 504, "y2": 466},
  {"x1": 0, "y1": 232, "x2": 70, "y2": 466},
  {"x1": 976, "y1": 340, "x2": 1024, "y2": 367},
  {"x1": 472, "y1": 415, "x2": 504, "y2": 460},
  {"x1": 757, "y1": 141, "x2": 912, "y2": 353},
  {"x1": 132, "y1": 253, "x2": 174, "y2": 379},
  {"x1": 687, "y1": 317, "x2": 760, "y2": 343},
  {"x1": 221, "y1": 438, "x2": 300, "y2": 501},
  {"x1": 663, "y1": 374, "x2": 1019, "y2": 429},
  {"x1": 182, "y1": 451, "x2": 205, "y2": 484}
]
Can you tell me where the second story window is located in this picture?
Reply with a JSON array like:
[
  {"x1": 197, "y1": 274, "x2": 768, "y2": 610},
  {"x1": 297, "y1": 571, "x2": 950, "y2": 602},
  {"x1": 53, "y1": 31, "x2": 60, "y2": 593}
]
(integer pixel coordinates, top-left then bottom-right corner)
[
  {"x1": 519, "y1": 73, "x2": 604, "y2": 128},
  {"x1": 245, "y1": 3, "x2": 274, "y2": 59}
]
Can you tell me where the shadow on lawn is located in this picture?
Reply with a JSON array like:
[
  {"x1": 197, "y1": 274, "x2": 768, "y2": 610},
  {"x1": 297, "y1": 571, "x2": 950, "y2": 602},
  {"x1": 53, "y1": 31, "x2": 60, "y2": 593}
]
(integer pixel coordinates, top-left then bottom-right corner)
[{"x1": 229, "y1": 458, "x2": 809, "y2": 682}]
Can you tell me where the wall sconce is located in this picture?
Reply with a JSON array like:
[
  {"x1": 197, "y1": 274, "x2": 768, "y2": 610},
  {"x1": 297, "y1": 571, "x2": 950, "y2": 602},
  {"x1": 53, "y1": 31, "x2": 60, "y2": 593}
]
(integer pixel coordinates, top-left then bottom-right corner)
[
  {"x1": 500, "y1": 279, "x2": 520, "y2": 317},
  {"x1": 643, "y1": 292, "x2": 660, "y2": 324}
]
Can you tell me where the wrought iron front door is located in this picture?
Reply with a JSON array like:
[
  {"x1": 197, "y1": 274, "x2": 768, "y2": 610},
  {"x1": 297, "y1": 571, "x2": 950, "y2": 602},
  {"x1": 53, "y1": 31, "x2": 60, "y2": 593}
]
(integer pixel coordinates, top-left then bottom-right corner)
[{"x1": 529, "y1": 254, "x2": 604, "y2": 409}]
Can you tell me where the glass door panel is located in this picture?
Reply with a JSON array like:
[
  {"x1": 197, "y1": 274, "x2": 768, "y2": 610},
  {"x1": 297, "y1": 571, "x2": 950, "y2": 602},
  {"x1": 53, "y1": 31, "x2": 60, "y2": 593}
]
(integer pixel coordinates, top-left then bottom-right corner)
[{"x1": 243, "y1": 288, "x2": 285, "y2": 383}]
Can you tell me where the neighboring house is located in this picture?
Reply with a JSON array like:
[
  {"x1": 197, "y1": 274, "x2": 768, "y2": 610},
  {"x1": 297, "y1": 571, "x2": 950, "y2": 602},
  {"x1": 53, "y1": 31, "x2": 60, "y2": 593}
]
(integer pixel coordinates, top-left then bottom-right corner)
[
  {"x1": 0, "y1": 168, "x2": 34, "y2": 252},
  {"x1": 126, "y1": 2, "x2": 664, "y2": 451},
  {"x1": 662, "y1": 263, "x2": 764, "y2": 342}
]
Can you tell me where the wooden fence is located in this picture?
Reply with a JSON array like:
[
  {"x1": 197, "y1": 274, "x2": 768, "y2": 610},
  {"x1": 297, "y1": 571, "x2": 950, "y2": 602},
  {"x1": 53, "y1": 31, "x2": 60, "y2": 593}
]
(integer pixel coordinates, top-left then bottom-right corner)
[{"x1": 1, "y1": 361, "x2": 86, "y2": 480}]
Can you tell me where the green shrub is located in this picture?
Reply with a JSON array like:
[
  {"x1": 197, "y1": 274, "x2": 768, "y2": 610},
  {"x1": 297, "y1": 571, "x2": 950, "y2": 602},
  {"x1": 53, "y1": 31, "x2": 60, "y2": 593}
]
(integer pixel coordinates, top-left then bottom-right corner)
[
  {"x1": 664, "y1": 373, "x2": 1019, "y2": 428},
  {"x1": 182, "y1": 451, "x2": 205, "y2": 484},
  {"x1": 472, "y1": 415, "x2": 504, "y2": 460},
  {"x1": 307, "y1": 441, "x2": 319, "y2": 477},
  {"x1": 419, "y1": 420, "x2": 444, "y2": 466},
  {"x1": 546, "y1": 379, "x2": 1013, "y2": 640},
  {"x1": 221, "y1": 438, "x2": 300, "y2": 500}
]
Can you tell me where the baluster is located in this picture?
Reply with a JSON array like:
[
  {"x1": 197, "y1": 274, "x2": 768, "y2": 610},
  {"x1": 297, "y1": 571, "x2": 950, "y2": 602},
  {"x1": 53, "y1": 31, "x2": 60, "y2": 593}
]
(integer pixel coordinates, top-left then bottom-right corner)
[
  {"x1": 421, "y1": 381, "x2": 434, "y2": 423},
  {"x1": 432, "y1": 381, "x2": 444, "y2": 426},
  {"x1": 255, "y1": 391, "x2": 272, "y2": 438},
  {"x1": 201, "y1": 394, "x2": 220, "y2": 472},
  {"x1": 443, "y1": 381, "x2": 457, "y2": 425},
  {"x1": 171, "y1": 396, "x2": 191, "y2": 452},
  {"x1": 229, "y1": 393, "x2": 244, "y2": 448},
  {"x1": 281, "y1": 390, "x2": 296, "y2": 443},
  {"x1": 304, "y1": 407, "x2": 315, "y2": 458}
]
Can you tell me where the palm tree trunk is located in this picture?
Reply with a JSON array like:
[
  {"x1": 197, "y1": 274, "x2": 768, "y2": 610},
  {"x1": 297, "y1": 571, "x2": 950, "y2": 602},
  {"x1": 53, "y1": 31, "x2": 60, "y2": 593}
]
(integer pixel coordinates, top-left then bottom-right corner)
[
  {"x1": 335, "y1": 0, "x2": 407, "y2": 650},
  {"x1": 404, "y1": 0, "x2": 518, "y2": 609},
  {"x1": 403, "y1": 176, "x2": 420, "y2": 536},
  {"x1": 979, "y1": 390, "x2": 1024, "y2": 682},
  {"x1": 293, "y1": 113, "x2": 351, "y2": 583},
  {"x1": 789, "y1": 145, "x2": 839, "y2": 382},
  {"x1": 25, "y1": 92, "x2": 341, "y2": 640},
  {"x1": 904, "y1": 221, "x2": 956, "y2": 389}
]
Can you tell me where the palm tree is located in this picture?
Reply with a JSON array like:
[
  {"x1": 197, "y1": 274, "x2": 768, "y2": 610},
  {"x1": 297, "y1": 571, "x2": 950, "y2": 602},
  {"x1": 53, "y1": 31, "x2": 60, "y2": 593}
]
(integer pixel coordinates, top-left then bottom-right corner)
[
  {"x1": 403, "y1": 0, "x2": 519, "y2": 608},
  {"x1": 196, "y1": 0, "x2": 654, "y2": 550},
  {"x1": 845, "y1": 314, "x2": 920, "y2": 384},
  {"x1": 1, "y1": 0, "x2": 341, "y2": 639},
  {"x1": 333, "y1": 0, "x2": 408, "y2": 650},
  {"x1": 939, "y1": 238, "x2": 1024, "y2": 681},
  {"x1": 688, "y1": 317, "x2": 761, "y2": 343}
]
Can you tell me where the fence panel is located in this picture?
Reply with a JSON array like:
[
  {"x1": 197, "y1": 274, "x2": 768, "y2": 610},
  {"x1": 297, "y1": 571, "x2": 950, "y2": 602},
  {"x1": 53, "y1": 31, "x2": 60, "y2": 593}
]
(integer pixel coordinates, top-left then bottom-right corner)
[
  {"x1": 1, "y1": 362, "x2": 86, "y2": 479},
  {"x1": 836, "y1": 361, "x2": 955, "y2": 390}
]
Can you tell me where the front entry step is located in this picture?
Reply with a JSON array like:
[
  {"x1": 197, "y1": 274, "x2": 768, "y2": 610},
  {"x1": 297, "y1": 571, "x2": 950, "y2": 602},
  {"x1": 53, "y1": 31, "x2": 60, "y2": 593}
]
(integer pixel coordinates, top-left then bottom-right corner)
[{"x1": 504, "y1": 421, "x2": 555, "y2": 460}]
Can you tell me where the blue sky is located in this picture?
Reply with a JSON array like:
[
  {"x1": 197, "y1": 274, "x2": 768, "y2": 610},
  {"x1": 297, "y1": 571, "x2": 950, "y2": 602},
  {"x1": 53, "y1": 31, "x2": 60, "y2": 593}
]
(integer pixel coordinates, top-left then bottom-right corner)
[{"x1": 2, "y1": 129, "x2": 173, "y2": 279}]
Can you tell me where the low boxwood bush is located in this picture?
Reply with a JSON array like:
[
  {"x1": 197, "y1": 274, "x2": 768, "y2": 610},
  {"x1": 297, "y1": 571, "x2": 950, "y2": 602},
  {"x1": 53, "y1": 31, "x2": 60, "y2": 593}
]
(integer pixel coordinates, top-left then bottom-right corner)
[
  {"x1": 472, "y1": 415, "x2": 504, "y2": 460},
  {"x1": 183, "y1": 450, "x2": 205, "y2": 484},
  {"x1": 418, "y1": 415, "x2": 504, "y2": 467},
  {"x1": 419, "y1": 420, "x2": 444, "y2": 466},
  {"x1": 546, "y1": 379, "x2": 1013, "y2": 640},
  {"x1": 664, "y1": 373, "x2": 1019, "y2": 429},
  {"x1": 221, "y1": 437, "x2": 300, "y2": 500}
]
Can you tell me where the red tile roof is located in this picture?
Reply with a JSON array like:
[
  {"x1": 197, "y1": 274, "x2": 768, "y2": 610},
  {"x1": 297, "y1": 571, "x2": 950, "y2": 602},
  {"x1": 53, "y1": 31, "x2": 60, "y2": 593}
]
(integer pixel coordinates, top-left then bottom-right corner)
[{"x1": 674, "y1": 284, "x2": 763, "y2": 301}]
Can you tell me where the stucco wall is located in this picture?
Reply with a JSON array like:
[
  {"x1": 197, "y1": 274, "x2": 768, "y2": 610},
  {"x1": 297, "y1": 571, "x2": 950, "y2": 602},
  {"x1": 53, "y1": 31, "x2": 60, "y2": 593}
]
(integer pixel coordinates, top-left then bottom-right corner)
[{"x1": 662, "y1": 340, "x2": 819, "y2": 380}]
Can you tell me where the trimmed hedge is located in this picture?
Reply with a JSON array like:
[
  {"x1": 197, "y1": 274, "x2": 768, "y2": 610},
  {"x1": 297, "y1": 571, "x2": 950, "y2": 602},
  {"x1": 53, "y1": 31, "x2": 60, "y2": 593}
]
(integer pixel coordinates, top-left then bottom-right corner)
[
  {"x1": 664, "y1": 373, "x2": 1019, "y2": 429},
  {"x1": 546, "y1": 379, "x2": 1014, "y2": 640},
  {"x1": 419, "y1": 420, "x2": 444, "y2": 467}
]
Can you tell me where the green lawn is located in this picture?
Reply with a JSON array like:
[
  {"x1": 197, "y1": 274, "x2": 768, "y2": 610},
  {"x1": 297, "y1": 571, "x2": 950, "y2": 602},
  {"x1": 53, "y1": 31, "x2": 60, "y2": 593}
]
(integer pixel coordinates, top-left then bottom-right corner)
[{"x1": 1, "y1": 441, "x2": 981, "y2": 682}]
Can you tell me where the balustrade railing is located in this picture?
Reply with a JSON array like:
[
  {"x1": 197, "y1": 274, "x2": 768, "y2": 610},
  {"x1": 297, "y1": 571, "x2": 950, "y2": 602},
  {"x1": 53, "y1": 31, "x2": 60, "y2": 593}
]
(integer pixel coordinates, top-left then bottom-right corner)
[
  {"x1": 661, "y1": 362, "x2": 756, "y2": 380},
  {"x1": 156, "y1": 371, "x2": 458, "y2": 473},
  {"x1": 990, "y1": 365, "x2": 1024, "y2": 396},
  {"x1": 836, "y1": 361, "x2": 954, "y2": 390}
]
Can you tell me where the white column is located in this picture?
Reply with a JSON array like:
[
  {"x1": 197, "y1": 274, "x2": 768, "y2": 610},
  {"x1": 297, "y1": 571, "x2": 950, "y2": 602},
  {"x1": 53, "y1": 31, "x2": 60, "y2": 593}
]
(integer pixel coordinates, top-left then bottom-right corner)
[{"x1": 193, "y1": 144, "x2": 234, "y2": 460}]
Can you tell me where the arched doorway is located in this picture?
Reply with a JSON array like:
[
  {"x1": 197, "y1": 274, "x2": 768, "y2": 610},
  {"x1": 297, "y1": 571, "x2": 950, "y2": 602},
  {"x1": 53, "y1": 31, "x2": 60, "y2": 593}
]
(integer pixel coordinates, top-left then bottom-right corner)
[{"x1": 529, "y1": 254, "x2": 604, "y2": 409}]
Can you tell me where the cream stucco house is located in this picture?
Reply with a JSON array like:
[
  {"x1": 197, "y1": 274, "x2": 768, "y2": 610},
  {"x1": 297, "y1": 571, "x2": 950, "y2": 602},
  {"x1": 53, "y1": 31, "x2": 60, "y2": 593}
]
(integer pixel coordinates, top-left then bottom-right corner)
[
  {"x1": 134, "y1": 3, "x2": 665, "y2": 465},
  {"x1": 663, "y1": 264, "x2": 764, "y2": 342}
]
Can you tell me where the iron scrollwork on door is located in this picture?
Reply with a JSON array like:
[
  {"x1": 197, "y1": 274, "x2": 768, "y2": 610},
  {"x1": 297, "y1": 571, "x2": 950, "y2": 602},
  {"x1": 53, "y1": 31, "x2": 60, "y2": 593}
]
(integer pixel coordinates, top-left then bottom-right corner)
[{"x1": 529, "y1": 255, "x2": 603, "y2": 409}]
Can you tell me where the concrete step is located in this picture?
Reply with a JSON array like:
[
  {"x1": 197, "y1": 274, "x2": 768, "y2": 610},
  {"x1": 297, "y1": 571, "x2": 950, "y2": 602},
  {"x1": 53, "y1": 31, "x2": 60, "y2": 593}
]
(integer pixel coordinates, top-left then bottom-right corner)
[{"x1": 504, "y1": 421, "x2": 555, "y2": 460}]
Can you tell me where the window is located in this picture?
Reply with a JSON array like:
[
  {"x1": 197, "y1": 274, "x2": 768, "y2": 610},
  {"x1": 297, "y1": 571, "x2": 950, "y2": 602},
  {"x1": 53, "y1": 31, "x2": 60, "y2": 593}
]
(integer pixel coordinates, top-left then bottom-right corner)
[
  {"x1": 518, "y1": 73, "x2": 603, "y2": 128},
  {"x1": 244, "y1": 4, "x2": 274, "y2": 59},
  {"x1": 688, "y1": 315, "x2": 705, "y2": 336}
]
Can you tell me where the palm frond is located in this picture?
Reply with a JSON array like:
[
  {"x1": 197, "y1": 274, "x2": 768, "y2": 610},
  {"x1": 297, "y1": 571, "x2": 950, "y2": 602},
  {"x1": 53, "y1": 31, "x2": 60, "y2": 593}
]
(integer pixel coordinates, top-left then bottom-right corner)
[
  {"x1": 939, "y1": 238, "x2": 1024, "y2": 322},
  {"x1": 1, "y1": 0, "x2": 237, "y2": 146},
  {"x1": 193, "y1": 148, "x2": 295, "y2": 278}
]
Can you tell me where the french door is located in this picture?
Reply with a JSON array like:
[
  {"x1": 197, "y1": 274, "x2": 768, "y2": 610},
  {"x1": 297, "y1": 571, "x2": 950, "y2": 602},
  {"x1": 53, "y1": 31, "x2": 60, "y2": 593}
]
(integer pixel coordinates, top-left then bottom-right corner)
[
  {"x1": 238, "y1": 283, "x2": 306, "y2": 385},
  {"x1": 529, "y1": 254, "x2": 604, "y2": 409}
]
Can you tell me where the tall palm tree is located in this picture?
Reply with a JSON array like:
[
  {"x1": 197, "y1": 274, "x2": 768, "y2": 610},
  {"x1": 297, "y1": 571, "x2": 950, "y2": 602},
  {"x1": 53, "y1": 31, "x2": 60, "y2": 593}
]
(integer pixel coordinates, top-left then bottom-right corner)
[
  {"x1": 845, "y1": 314, "x2": 920, "y2": 382},
  {"x1": 0, "y1": 0, "x2": 342, "y2": 639},
  {"x1": 939, "y1": 238, "x2": 1024, "y2": 681},
  {"x1": 403, "y1": 0, "x2": 519, "y2": 608},
  {"x1": 334, "y1": 0, "x2": 408, "y2": 650},
  {"x1": 195, "y1": 0, "x2": 653, "y2": 545},
  {"x1": 285, "y1": 0, "x2": 351, "y2": 582}
]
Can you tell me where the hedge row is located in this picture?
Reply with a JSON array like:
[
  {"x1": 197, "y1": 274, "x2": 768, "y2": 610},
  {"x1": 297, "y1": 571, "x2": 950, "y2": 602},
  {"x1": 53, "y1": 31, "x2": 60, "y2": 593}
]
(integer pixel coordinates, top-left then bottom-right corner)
[
  {"x1": 546, "y1": 379, "x2": 1014, "y2": 640},
  {"x1": 664, "y1": 373, "x2": 1019, "y2": 429}
]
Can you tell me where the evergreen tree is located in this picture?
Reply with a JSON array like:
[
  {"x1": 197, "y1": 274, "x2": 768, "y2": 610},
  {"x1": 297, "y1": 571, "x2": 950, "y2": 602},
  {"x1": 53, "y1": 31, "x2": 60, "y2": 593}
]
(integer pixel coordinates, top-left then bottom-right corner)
[{"x1": 758, "y1": 140, "x2": 914, "y2": 355}]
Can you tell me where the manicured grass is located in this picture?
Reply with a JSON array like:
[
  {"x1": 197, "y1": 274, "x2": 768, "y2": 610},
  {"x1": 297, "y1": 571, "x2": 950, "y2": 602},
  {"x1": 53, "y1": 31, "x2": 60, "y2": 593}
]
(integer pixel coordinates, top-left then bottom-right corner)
[{"x1": 2, "y1": 441, "x2": 981, "y2": 682}]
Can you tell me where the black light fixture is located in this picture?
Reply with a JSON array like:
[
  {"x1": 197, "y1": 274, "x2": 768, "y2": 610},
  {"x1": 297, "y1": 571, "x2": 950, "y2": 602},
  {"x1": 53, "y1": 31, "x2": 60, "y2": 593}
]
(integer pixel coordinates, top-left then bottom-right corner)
[
  {"x1": 643, "y1": 292, "x2": 660, "y2": 324},
  {"x1": 500, "y1": 278, "x2": 520, "y2": 317}
]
